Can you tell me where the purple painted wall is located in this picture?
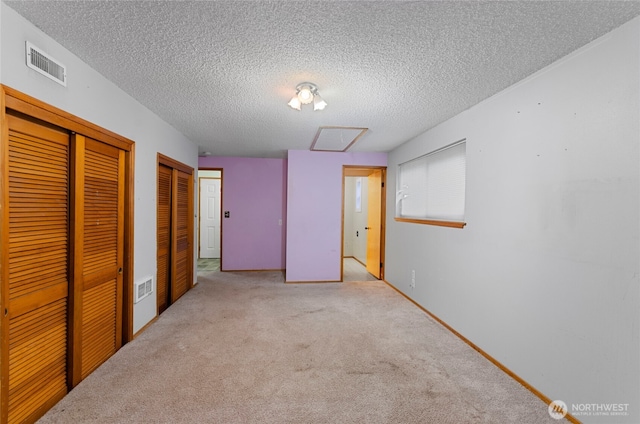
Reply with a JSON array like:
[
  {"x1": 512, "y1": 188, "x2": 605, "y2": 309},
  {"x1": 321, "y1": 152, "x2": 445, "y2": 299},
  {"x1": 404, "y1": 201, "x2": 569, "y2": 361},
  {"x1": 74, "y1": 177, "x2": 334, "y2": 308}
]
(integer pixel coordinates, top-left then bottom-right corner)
[
  {"x1": 198, "y1": 156, "x2": 287, "y2": 271},
  {"x1": 286, "y1": 150, "x2": 387, "y2": 282}
]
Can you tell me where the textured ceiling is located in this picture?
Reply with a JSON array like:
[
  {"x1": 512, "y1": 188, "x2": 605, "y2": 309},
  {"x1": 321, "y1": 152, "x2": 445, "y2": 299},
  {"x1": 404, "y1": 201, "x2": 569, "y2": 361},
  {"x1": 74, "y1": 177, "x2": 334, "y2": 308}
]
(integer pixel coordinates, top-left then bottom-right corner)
[{"x1": 5, "y1": 1, "x2": 640, "y2": 158}]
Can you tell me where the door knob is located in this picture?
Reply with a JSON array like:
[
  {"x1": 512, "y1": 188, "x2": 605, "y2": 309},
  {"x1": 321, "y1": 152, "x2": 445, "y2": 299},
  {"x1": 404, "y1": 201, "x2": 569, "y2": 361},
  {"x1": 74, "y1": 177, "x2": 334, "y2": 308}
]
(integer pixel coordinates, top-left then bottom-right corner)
[
  {"x1": 365, "y1": 227, "x2": 371, "y2": 230},
  {"x1": 118, "y1": 267, "x2": 123, "y2": 275}
]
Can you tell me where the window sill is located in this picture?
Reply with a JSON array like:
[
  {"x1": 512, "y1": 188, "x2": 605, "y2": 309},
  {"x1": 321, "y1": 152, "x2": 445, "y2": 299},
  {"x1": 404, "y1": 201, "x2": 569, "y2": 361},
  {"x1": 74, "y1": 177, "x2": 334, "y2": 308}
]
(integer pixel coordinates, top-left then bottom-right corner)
[{"x1": 394, "y1": 217, "x2": 466, "y2": 229}]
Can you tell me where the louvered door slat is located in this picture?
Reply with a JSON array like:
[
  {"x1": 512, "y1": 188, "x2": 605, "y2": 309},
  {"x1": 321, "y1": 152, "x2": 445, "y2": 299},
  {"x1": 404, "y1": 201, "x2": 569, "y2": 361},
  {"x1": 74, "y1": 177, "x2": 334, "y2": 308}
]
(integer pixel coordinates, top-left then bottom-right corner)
[
  {"x1": 10, "y1": 191, "x2": 67, "y2": 201},
  {"x1": 8, "y1": 132, "x2": 68, "y2": 155},
  {"x1": 8, "y1": 268, "x2": 67, "y2": 290},
  {"x1": 10, "y1": 159, "x2": 68, "y2": 175},
  {"x1": 5, "y1": 113, "x2": 69, "y2": 424},
  {"x1": 9, "y1": 179, "x2": 67, "y2": 190}
]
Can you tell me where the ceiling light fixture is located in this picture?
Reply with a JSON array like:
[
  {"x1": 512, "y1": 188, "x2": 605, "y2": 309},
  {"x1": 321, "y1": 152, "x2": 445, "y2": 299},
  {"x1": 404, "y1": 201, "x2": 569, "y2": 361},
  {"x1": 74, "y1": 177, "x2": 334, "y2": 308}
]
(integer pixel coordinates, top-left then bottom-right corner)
[{"x1": 288, "y1": 82, "x2": 327, "y2": 111}]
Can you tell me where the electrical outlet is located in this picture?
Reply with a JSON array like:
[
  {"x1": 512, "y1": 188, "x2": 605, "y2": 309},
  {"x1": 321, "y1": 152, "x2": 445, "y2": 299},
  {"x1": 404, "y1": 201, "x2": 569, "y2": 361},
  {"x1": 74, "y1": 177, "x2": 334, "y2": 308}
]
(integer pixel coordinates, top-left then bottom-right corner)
[{"x1": 410, "y1": 269, "x2": 416, "y2": 289}]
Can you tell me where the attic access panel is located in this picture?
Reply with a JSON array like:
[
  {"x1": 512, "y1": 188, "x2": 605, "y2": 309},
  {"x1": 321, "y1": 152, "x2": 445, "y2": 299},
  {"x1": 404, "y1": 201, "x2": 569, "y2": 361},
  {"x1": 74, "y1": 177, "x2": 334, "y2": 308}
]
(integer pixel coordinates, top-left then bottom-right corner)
[{"x1": 310, "y1": 126, "x2": 368, "y2": 152}]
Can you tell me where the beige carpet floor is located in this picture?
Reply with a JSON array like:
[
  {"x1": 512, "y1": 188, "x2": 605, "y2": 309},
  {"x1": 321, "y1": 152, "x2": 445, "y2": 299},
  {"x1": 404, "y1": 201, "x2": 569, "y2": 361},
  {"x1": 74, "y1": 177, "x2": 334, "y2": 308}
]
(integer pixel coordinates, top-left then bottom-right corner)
[{"x1": 37, "y1": 270, "x2": 562, "y2": 423}]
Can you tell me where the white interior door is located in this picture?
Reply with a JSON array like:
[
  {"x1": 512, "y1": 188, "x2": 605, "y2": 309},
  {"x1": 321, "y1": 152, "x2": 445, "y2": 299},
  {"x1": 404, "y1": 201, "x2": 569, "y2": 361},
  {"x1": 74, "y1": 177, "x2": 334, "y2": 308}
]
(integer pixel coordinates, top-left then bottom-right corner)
[{"x1": 199, "y1": 178, "x2": 221, "y2": 258}]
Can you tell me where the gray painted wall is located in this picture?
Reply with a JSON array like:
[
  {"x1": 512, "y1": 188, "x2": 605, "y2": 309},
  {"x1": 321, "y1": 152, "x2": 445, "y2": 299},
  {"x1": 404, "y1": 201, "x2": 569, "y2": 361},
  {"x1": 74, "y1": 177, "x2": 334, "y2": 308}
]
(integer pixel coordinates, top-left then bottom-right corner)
[{"x1": 385, "y1": 17, "x2": 639, "y2": 423}]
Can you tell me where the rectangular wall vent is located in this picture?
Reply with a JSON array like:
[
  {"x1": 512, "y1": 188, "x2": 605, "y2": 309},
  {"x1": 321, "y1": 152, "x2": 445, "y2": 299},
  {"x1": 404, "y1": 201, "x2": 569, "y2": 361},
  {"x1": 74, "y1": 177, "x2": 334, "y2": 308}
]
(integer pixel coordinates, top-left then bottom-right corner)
[
  {"x1": 134, "y1": 276, "x2": 154, "y2": 304},
  {"x1": 25, "y1": 42, "x2": 67, "y2": 86}
]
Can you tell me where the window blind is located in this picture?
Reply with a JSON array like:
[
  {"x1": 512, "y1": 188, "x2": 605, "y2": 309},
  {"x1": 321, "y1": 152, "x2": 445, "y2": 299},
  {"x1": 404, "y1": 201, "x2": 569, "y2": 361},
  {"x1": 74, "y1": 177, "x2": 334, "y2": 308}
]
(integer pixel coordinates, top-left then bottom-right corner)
[{"x1": 397, "y1": 140, "x2": 466, "y2": 222}]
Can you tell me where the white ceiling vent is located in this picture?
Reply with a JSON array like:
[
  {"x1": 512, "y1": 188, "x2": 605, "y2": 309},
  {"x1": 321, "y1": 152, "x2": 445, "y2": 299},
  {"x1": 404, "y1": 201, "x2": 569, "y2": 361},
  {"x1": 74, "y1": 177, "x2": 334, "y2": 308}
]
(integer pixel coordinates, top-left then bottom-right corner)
[{"x1": 25, "y1": 42, "x2": 67, "y2": 86}]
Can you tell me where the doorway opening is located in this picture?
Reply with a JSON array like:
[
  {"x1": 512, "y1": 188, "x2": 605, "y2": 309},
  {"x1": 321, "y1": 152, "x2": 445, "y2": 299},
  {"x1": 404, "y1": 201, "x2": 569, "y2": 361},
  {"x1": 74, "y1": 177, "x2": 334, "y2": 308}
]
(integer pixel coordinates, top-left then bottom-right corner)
[
  {"x1": 197, "y1": 168, "x2": 222, "y2": 275},
  {"x1": 342, "y1": 166, "x2": 386, "y2": 281}
]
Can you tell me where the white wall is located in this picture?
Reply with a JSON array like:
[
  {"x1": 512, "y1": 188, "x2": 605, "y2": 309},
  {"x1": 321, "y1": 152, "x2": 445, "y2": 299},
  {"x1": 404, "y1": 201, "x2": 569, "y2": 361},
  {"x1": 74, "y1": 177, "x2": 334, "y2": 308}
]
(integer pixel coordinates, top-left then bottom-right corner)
[
  {"x1": 1, "y1": 3, "x2": 199, "y2": 334},
  {"x1": 386, "y1": 17, "x2": 639, "y2": 423},
  {"x1": 344, "y1": 177, "x2": 369, "y2": 264}
]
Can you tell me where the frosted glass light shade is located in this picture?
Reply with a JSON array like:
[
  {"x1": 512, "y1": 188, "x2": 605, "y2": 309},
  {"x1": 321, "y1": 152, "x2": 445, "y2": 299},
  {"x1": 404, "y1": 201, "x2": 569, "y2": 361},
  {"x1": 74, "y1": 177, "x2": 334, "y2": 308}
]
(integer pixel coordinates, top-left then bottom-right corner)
[
  {"x1": 313, "y1": 93, "x2": 327, "y2": 111},
  {"x1": 288, "y1": 96, "x2": 301, "y2": 110}
]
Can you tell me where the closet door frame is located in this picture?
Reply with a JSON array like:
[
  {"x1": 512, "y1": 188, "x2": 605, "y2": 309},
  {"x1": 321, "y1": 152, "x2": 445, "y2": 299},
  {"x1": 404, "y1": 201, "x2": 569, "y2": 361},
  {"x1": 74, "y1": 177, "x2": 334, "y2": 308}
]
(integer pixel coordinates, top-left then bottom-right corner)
[{"x1": 0, "y1": 86, "x2": 135, "y2": 382}]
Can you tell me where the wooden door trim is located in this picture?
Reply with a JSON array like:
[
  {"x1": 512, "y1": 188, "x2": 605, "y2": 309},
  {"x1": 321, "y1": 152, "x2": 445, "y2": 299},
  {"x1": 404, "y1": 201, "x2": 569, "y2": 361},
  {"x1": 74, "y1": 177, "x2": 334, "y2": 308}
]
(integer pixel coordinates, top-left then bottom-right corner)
[
  {"x1": 2, "y1": 85, "x2": 133, "y2": 151},
  {"x1": 379, "y1": 168, "x2": 387, "y2": 280},
  {"x1": 122, "y1": 147, "x2": 135, "y2": 342},
  {"x1": 341, "y1": 166, "x2": 387, "y2": 281},
  {"x1": 1, "y1": 85, "x2": 135, "y2": 343},
  {"x1": 0, "y1": 89, "x2": 10, "y2": 421},
  {"x1": 158, "y1": 153, "x2": 193, "y2": 175}
]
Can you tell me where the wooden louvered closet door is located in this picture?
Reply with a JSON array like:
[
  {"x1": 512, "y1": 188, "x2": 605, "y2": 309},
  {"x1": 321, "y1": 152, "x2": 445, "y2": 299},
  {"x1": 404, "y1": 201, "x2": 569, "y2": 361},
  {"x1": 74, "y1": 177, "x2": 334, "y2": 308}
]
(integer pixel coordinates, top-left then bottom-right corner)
[
  {"x1": 157, "y1": 160, "x2": 193, "y2": 315},
  {"x1": 171, "y1": 170, "x2": 191, "y2": 302},
  {"x1": 1, "y1": 86, "x2": 133, "y2": 424},
  {"x1": 70, "y1": 135, "x2": 123, "y2": 385},
  {"x1": 157, "y1": 165, "x2": 172, "y2": 314},
  {"x1": 3, "y1": 113, "x2": 70, "y2": 424}
]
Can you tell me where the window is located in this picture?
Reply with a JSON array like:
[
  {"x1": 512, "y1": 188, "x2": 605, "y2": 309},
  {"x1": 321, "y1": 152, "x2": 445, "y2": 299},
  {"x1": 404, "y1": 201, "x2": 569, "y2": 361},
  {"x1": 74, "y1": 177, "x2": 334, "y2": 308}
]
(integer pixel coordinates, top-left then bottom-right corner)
[{"x1": 396, "y1": 140, "x2": 466, "y2": 228}]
